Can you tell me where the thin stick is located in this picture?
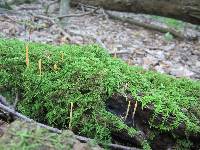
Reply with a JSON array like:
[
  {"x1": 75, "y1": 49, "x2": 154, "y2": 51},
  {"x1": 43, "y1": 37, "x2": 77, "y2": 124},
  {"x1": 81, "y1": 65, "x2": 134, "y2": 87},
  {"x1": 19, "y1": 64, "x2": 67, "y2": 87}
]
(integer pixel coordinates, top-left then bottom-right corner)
[
  {"x1": 95, "y1": 37, "x2": 109, "y2": 51},
  {"x1": 0, "y1": 101, "x2": 62, "y2": 133},
  {"x1": 109, "y1": 50, "x2": 132, "y2": 55},
  {"x1": 69, "y1": 102, "x2": 73, "y2": 130},
  {"x1": 58, "y1": 8, "x2": 99, "y2": 19},
  {"x1": 13, "y1": 91, "x2": 19, "y2": 110}
]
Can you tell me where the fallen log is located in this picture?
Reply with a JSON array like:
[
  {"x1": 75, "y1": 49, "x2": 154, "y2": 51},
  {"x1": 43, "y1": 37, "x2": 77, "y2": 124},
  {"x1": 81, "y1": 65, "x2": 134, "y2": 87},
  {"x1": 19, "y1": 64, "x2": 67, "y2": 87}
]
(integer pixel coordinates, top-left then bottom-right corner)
[
  {"x1": 106, "y1": 11, "x2": 197, "y2": 40},
  {"x1": 71, "y1": 0, "x2": 200, "y2": 25}
]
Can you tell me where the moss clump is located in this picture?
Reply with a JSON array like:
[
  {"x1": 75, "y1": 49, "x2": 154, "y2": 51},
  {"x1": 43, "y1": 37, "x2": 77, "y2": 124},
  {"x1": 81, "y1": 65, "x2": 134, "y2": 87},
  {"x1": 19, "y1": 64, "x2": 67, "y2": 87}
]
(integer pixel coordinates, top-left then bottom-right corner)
[
  {"x1": 0, "y1": 38, "x2": 200, "y2": 148},
  {"x1": 0, "y1": 120, "x2": 101, "y2": 150}
]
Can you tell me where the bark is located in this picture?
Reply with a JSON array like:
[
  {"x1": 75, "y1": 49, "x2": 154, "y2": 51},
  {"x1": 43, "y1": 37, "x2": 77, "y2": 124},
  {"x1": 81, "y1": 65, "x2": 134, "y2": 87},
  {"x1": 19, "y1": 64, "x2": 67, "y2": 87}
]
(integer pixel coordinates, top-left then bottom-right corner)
[
  {"x1": 71, "y1": 0, "x2": 200, "y2": 25},
  {"x1": 59, "y1": 0, "x2": 71, "y2": 25}
]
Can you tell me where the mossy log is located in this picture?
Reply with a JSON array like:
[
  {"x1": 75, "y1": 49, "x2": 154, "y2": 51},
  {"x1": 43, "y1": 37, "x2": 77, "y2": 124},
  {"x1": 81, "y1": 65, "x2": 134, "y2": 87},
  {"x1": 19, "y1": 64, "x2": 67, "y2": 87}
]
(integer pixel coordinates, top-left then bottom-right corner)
[{"x1": 0, "y1": 39, "x2": 200, "y2": 149}]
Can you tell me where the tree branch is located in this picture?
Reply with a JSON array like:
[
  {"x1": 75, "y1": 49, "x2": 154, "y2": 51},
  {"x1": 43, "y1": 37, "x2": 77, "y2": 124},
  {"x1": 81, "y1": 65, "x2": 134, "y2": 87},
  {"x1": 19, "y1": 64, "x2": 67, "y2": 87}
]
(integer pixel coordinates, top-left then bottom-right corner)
[{"x1": 58, "y1": 7, "x2": 99, "y2": 19}]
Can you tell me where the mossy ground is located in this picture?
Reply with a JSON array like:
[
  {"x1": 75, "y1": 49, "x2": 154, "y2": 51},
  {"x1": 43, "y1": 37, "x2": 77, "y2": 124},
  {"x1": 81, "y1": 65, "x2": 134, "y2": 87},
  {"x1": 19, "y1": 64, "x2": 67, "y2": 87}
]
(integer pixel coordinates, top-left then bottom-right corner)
[
  {"x1": 0, "y1": 38, "x2": 200, "y2": 149},
  {"x1": 0, "y1": 120, "x2": 101, "y2": 150}
]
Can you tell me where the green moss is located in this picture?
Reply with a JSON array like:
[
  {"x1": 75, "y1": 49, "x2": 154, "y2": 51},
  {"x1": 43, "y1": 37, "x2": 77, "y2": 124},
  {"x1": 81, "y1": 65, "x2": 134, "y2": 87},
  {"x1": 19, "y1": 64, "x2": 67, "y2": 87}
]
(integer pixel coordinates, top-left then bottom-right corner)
[
  {"x1": 142, "y1": 140, "x2": 152, "y2": 150},
  {"x1": 151, "y1": 16, "x2": 185, "y2": 30},
  {"x1": 0, "y1": 120, "x2": 100, "y2": 150},
  {"x1": 0, "y1": 38, "x2": 200, "y2": 148}
]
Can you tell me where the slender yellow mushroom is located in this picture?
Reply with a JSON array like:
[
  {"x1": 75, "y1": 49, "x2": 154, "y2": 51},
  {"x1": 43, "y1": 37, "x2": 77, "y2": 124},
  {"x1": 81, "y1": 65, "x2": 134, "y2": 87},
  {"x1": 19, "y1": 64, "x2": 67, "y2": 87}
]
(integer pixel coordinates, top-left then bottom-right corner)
[
  {"x1": 38, "y1": 59, "x2": 42, "y2": 76},
  {"x1": 69, "y1": 102, "x2": 73, "y2": 130},
  {"x1": 25, "y1": 44, "x2": 29, "y2": 67}
]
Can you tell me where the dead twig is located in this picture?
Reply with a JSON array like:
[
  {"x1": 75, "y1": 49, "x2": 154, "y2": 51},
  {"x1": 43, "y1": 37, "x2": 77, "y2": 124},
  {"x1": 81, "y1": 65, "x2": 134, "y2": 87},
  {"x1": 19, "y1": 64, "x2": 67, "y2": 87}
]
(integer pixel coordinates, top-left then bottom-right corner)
[
  {"x1": 0, "y1": 14, "x2": 22, "y2": 25},
  {"x1": 31, "y1": 13, "x2": 71, "y2": 41},
  {"x1": 57, "y1": 7, "x2": 99, "y2": 19},
  {"x1": 109, "y1": 50, "x2": 133, "y2": 55},
  {"x1": 95, "y1": 37, "x2": 109, "y2": 51},
  {"x1": 67, "y1": 29, "x2": 110, "y2": 50},
  {"x1": 32, "y1": 14, "x2": 56, "y2": 25},
  {"x1": 44, "y1": 0, "x2": 59, "y2": 14},
  {"x1": 77, "y1": 3, "x2": 98, "y2": 10},
  {"x1": 13, "y1": 91, "x2": 19, "y2": 110},
  {"x1": 0, "y1": 95, "x2": 141, "y2": 150},
  {"x1": 0, "y1": 95, "x2": 10, "y2": 107}
]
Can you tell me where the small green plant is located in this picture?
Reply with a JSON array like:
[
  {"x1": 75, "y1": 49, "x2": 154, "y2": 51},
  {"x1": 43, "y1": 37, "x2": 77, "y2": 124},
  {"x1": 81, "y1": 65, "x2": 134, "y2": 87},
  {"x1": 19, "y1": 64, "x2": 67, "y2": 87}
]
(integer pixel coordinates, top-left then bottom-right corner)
[
  {"x1": 164, "y1": 32, "x2": 174, "y2": 41},
  {"x1": 142, "y1": 140, "x2": 152, "y2": 150},
  {"x1": 174, "y1": 139, "x2": 193, "y2": 150},
  {"x1": 151, "y1": 16, "x2": 185, "y2": 30},
  {"x1": 0, "y1": 120, "x2": 98, "y2": 150},
  {"x1": 164, "y1": 18, "x2": 184, "y2": 30}
]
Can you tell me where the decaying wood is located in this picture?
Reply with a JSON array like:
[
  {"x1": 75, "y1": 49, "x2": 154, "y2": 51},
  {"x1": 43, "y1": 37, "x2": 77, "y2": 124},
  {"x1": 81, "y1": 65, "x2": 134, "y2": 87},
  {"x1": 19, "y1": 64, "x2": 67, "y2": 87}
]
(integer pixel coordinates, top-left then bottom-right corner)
[
  {"x1": 106, "y1": 93, "x2": 200, "y2": 149},
  {"x1": 0, "y1": 95, "x2": 141, "y2": 150}
]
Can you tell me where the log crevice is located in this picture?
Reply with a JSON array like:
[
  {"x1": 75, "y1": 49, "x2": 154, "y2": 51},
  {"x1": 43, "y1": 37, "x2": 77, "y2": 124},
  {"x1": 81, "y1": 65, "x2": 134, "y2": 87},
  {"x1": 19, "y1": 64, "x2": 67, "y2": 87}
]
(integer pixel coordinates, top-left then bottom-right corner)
[{"x1": 106, "y1": 93, "x2": 200, "y2": 149}]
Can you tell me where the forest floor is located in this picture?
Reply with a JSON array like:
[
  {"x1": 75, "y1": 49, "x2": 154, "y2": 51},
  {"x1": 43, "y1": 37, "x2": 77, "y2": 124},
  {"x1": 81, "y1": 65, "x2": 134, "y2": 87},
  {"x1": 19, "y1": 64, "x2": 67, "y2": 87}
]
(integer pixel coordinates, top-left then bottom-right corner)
[{"x1": 0, "y1": 1, "x2": 200, "y2": 80}]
